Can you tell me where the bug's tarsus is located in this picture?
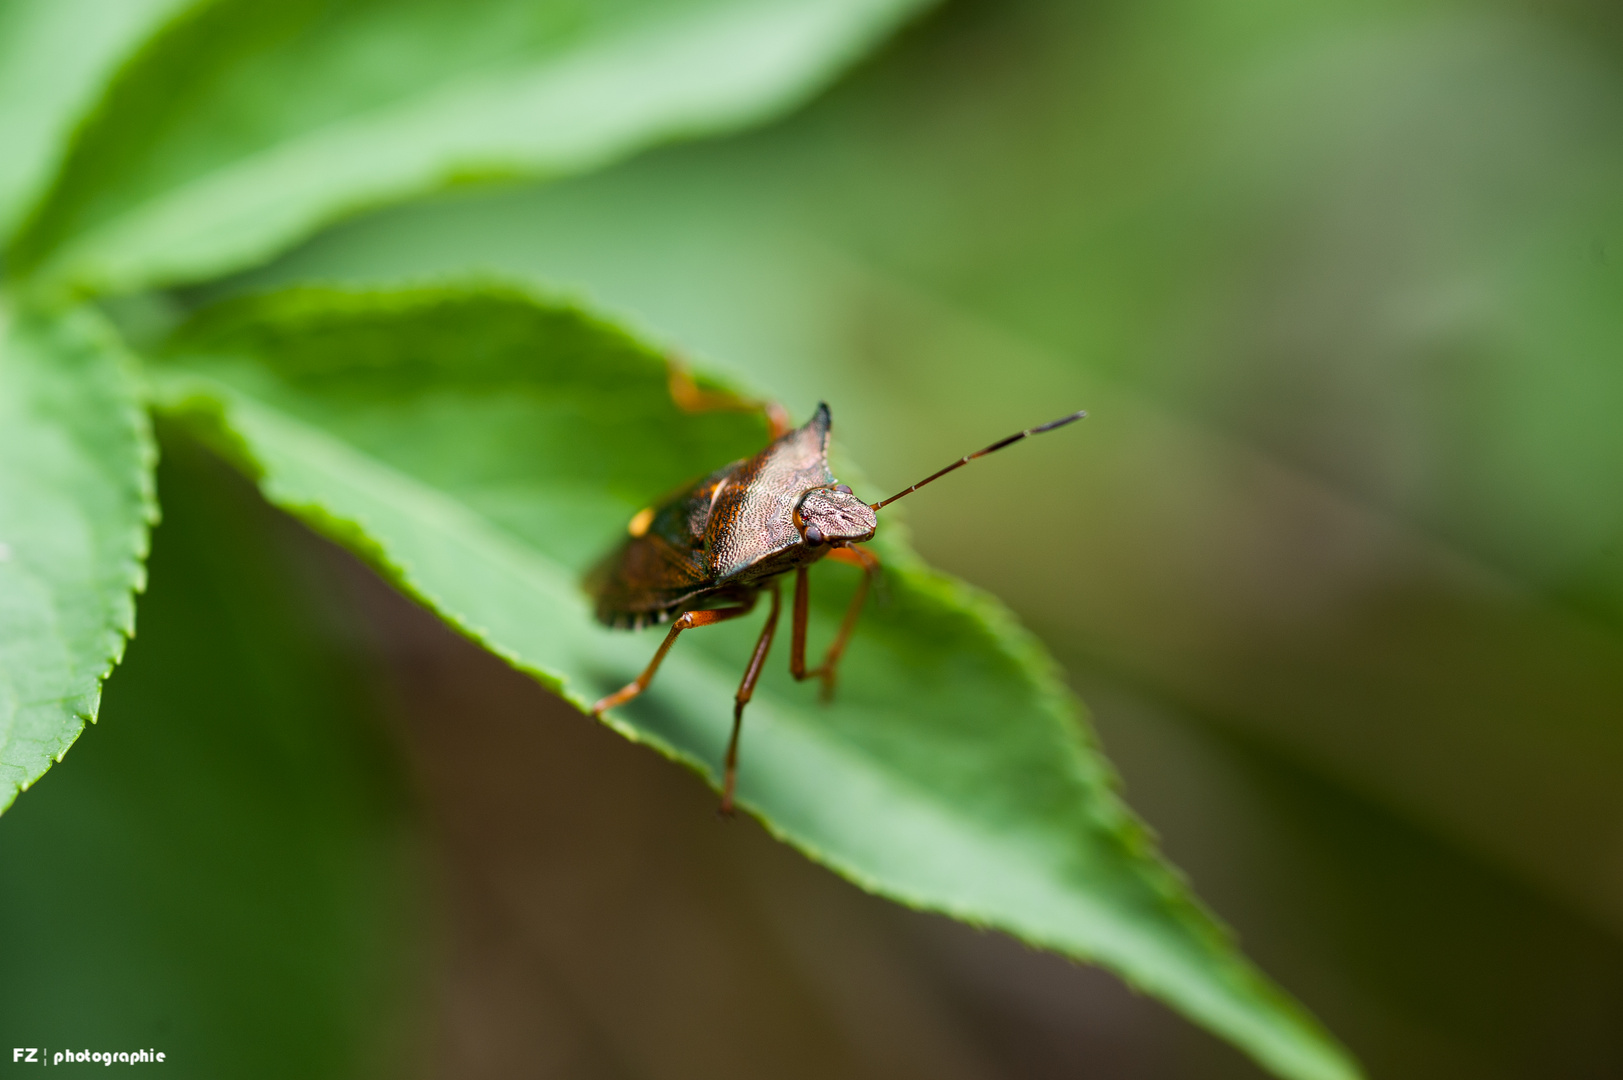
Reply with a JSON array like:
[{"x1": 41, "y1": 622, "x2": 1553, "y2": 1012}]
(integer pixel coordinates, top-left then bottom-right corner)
[
  {"x1": 871, "y1": 409, "x2": 1087, "y2": 511},
  {"x1": 720, "y1": 703, "x2": 745, "y2": 818}
]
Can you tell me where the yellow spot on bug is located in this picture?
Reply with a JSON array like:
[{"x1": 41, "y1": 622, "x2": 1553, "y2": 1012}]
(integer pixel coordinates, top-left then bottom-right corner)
[{"x1": 627, "y1": 507, "x2": 655, "y2": 538}]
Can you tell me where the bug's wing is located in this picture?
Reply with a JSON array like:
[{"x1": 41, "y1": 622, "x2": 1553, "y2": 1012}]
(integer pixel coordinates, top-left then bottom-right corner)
[
  {"x1": 706, "y1": 404, "x2": 835, "y2": 580},
  {"x1": 587, "y1": 534, "x2": 710, "y2": 628},
  {"x1": 588, "y1": 463, "x2": 736, "y2": 627}
]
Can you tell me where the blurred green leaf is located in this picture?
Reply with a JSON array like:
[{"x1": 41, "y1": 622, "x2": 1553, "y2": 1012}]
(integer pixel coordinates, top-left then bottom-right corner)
[
  {"x1": 0, "y1": 0, "x2": 193, "y2": 235},
  {"x1": 5, "y1": 0, "x2": 931, "y2": 294},
  {"x1": 147, "y1": 283, "x2": 1360, "y2": 1080},
  {"x1": 0, "y1": 432, "x2": 424, "y2": 1077},
  {"x1": 0, "y1": 302, "x2": 155, "y2": 813}
]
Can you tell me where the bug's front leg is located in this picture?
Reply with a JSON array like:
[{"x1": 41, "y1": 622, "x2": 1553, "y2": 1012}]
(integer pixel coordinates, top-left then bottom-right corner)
[
  {"x1": 791, "y1": 544, "x2": 879, "y2": 701},
  {"x1": 591, "y1": 595, "x2": 759, "y2": 718}
]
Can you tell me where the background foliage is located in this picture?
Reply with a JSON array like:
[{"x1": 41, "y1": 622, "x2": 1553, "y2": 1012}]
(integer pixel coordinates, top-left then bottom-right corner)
[{"x1": 4, "y1": 0, "x2": 1623, "y2": 1076}]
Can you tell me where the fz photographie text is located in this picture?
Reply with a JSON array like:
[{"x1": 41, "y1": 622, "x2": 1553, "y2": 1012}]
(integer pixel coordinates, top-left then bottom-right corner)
[{"x1": 12, "y1": 1049, "x2": 165, "y2": 1067}]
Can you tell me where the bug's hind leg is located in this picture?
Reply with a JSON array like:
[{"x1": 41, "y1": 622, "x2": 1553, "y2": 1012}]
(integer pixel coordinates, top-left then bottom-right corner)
[
  {"x1": 591, "y1": 596, "x2": 759, "y2": 718},
  {"x1": 666, "y1": 355, "x2": 792, "y2": 437},
  {"x1": 791, "y1": 545, "x2": 879, "y2": 702},
  {"x1": 721, "y1": 580, "x2": 782, "y2": 816}
]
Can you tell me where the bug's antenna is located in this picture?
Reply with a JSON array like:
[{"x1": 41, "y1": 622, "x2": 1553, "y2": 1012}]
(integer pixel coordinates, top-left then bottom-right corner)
[{"x1": 871, "y1": 410, "x2": 1087, "y2": 511}]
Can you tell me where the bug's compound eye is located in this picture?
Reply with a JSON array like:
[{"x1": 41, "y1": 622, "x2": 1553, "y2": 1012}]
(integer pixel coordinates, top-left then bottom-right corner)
[
  {"x1": 833, "y1": 484, "x2": 853, "y2": 495},
  {"x1": 803, "y1": 523, "x2": 824, "y2": 545}
]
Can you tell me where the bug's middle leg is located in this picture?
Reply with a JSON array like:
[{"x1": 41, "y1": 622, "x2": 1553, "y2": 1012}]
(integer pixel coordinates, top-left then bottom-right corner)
[
  {"x1": 591, "y1": 593, "x2": 759, "y2": 718},
  {"x1": 791, "y1": 544, "x2": 879, "y2": 701},
  {"x1": 721, "y1": 580, "x2": 782, "y2": 816}
]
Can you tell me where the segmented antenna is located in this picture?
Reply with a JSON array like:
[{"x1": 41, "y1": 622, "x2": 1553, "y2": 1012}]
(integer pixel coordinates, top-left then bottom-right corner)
[{"x1": 870, "y1": 410, "x2": 1087, "y2": 511}]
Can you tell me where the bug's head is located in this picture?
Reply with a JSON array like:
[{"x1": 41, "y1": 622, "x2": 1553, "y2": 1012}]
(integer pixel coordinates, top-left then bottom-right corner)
[{"x1": 796, "y1": 485, "x2": 876, "y2": 547}]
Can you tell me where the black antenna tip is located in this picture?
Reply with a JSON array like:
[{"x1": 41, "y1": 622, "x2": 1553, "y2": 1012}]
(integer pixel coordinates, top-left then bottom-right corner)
[{"x1": 1032, "y1": 409, "x2": 1087, "y2": 433}]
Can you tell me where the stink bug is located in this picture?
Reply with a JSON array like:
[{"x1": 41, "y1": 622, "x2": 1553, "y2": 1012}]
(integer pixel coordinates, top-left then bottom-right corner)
[{"x1": 588, "y1": 402, "x2": 1085, "y2": 814}]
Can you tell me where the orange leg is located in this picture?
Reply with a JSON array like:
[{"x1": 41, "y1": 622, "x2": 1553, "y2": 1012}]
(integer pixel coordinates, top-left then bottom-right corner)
[
  {"x1": 721, "y1": 581, "x2": 782, "y2": 816},
  {"x1": 791, "y1": 545, "x2": 879, "y2": 701},
  {"x1": 666, "y1": 355, "x2": 792, "y2": 438},
  {"x1": 592, "y1": 594, "x2": 760, "y2": 717}
]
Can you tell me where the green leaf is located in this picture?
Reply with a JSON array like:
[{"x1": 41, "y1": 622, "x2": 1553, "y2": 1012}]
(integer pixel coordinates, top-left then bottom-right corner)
[
  {"x1": 0, "y1": 300, "x2": 156, "y2": 813},
  {"x1": 6, "y1": 0, "x2": 931, "y2": 294},
  {"x1": 0, "y1": 0, "x2": 194, "y2": 236},
  {"x1": 0, "y1": 431, "x2": 423, "y2": 1075},
  {"x1": 149, "y1": 283, "x2": 1361, "y2": 1080}
]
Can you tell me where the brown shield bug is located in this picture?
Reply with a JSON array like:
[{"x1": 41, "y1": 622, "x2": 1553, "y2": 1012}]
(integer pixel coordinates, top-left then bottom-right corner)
[{"x1": 588, "y1": 402, "x2": 1085, "y2": 814}]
